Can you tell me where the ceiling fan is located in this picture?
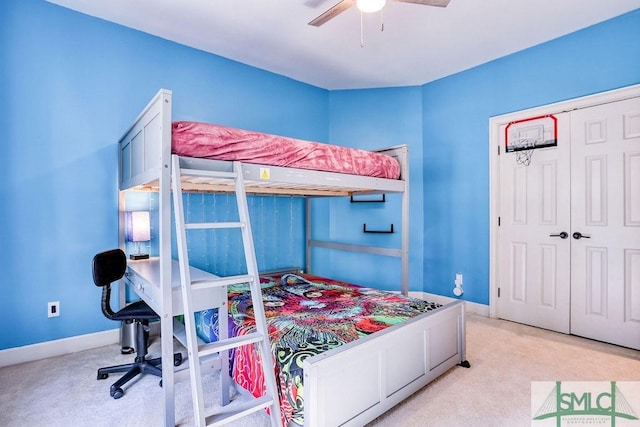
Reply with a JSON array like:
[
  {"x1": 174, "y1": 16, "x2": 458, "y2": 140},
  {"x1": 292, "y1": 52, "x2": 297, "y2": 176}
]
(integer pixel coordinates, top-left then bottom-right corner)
[{"x1": 309, "y1": 0, "x2": 451, "y2": 27}]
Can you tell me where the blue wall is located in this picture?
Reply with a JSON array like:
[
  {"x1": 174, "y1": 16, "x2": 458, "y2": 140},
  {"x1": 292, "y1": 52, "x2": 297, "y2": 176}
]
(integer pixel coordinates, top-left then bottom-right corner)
[
  {"x1": 310, "y1": 87, "x2": 424, "y2": 292},
  {"x1": 421, "y1": 9, "x2": 640, "y2": 304},
  {"x1": 1, "y1": 0, "x2": 639, "y2": 350},
  {"x1": 0, "y1": 0, "x2": 327, "y2": 349}
]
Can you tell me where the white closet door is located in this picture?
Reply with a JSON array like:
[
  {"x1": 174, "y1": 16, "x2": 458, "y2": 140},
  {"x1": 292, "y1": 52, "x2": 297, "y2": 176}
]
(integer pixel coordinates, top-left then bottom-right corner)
[
  {"x1": 497, "y1": 113, "x2": 571, "y2": 333},
  {"x1": 570, "y1": 97, "x2": 640, "y2": 350}
]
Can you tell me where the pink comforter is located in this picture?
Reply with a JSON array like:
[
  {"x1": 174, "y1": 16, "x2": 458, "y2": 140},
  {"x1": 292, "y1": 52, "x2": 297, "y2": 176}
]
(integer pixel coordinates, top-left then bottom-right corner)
[{"x1": 172, "y1": 121, "x2": 400, "y2": 179}]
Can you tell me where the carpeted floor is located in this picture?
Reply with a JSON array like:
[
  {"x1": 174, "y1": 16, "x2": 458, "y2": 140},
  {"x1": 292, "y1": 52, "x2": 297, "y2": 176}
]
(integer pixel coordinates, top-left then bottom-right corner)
[{"x1": 0, "y1": 314, "x2": 638, "y2": 426}]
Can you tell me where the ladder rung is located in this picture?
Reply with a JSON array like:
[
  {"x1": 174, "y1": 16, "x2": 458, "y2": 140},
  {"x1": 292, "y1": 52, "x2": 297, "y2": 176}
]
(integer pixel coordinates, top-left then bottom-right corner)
[
  {"x1": 181, "y1": 168, "x2": 238, "y2": 180},
  {"x1": 198, "y1": 332, "x2": 264, "y2": 358},
  {"x1": 185, "y1": 221, "x2": 245, "y2": 230},
  {"x1": 191, "y1": 274, "x2": 253, "y2": 290},
  {"x1": 205, "y1": 395, "x2": 274, "y2": 426}
]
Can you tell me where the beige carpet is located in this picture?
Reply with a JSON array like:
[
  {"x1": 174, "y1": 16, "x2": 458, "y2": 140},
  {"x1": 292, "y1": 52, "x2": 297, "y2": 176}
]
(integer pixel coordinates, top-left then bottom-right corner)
[{"x1": 0, "y1": 314, "x2": 637, "y2": 426}]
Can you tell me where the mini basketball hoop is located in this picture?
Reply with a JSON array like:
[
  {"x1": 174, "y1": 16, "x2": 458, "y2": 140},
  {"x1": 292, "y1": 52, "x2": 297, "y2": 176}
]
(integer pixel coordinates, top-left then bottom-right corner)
[{"x1": 505, "y1": 114, "x2": 558, "y2": 166}]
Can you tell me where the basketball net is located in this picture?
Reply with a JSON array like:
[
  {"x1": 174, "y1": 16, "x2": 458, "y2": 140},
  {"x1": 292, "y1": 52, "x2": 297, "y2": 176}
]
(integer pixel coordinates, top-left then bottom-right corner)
[{"x1": 511, "y1": 137, "x2": 539, "y2": 166}]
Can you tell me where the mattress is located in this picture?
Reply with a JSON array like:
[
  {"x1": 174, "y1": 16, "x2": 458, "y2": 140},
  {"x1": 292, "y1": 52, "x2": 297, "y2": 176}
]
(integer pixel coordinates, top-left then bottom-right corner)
[
  {"x1": 172, "y1": 121, "x2": 401, "y2": 179},
  {"x1": 222, "y1": 273, "x2": 442, "y2": 426}
]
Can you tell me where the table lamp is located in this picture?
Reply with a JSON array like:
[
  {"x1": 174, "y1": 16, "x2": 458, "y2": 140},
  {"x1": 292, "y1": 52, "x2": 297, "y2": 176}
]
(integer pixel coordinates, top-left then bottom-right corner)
[{"x1": 125, "y1": 211, "x2": 150, "y2": 260}]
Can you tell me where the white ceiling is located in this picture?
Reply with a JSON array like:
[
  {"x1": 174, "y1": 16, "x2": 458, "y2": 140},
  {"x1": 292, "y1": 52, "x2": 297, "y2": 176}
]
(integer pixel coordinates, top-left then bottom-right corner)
[{"x1": 47, "y1": 0, "x2": 640, "y2": 90}]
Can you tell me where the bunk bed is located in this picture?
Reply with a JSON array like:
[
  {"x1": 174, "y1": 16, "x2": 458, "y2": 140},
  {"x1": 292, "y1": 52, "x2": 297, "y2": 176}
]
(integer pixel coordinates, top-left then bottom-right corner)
[{"x1": 117, "y1": 89, "x2": 468, "y2": 427}]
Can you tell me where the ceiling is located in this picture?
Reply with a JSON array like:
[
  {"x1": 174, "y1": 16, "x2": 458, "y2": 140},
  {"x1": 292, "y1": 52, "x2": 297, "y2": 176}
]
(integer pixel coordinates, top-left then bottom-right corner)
[{"x1": 46, "y1": 0, "x2": 640, "y2": 90}]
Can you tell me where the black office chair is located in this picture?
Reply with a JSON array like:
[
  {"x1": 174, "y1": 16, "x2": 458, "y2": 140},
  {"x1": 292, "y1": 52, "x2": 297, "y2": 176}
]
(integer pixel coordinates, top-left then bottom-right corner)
[{"x1": 93, "y1": 249, "x2": 181, "y2": 399}]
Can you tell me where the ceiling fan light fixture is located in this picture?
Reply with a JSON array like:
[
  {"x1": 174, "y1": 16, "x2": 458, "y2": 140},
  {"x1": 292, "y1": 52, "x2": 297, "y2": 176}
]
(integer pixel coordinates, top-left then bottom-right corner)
[{"x1": 356, "y1": 0, "x2": 386, "y2": 13}]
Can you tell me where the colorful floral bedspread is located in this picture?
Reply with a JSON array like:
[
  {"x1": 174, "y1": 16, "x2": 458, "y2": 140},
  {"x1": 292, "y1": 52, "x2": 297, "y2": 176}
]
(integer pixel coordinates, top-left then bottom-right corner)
[{"x1": 222, "y1": 273, "x2": 442, "y2": 426}]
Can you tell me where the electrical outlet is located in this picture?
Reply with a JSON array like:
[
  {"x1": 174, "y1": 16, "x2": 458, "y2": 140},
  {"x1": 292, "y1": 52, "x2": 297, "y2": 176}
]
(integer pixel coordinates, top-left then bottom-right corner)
[{"x1": 48, "y1": 301, "x2": 60, "y2": 318}]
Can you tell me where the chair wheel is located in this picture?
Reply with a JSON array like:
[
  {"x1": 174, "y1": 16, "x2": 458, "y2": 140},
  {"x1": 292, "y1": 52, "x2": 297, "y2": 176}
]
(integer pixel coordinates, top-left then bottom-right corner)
[
  {"x1": 159, "y1": 380, "x2": 162, "y2": 388},
  {"x1": 174, "y1": 353, "x2": 183, "y2": 367},
  {"x1": 111, "y1": 387, "x2": 124, "y2": 399},
  {"x1": 97, "y1": 373, "x2": 108, "y2": 380}
]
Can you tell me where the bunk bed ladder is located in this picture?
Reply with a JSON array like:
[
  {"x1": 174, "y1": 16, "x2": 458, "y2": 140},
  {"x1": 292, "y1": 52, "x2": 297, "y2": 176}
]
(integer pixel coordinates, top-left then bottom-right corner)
[{"x1": 171, "y1": 155, "x2": 282, "y2": 427}]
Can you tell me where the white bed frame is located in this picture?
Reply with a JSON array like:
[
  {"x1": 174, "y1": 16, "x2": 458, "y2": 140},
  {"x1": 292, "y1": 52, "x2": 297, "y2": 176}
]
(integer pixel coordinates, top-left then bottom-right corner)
[{"x1": 117, "y1": 89, "x2": 468, "y2": 426}]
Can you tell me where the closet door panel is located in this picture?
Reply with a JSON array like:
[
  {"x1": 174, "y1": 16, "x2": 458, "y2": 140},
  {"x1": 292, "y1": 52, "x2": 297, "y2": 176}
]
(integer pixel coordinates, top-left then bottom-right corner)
[{"x1": 570, "y1": 97, "x2": 640, "y2": 350}]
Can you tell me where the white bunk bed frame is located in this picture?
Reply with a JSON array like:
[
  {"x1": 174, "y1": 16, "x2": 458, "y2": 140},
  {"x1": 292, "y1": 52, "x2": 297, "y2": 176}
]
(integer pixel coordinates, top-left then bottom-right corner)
[{"x1": 117, "y1": 89, "x2": 468, "y2": 427}]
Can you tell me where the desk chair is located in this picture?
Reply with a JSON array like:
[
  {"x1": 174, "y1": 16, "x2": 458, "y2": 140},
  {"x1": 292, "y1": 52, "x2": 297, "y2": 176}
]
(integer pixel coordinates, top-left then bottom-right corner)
[{"x1": 93, "y1": 249, "x2": 182, "y2": 399}]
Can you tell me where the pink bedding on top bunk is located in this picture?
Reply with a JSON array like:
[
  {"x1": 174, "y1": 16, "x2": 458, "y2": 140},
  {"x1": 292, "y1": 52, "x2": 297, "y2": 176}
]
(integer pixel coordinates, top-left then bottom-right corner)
[{"x1": 172, "y1": 121, "x2": 401, "y2": 179}]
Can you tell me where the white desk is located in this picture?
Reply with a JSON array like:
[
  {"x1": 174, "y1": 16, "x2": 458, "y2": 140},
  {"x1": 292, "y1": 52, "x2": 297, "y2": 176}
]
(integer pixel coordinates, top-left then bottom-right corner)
[{"x1": 124, "y1": 257, "x2": 226, "y2": 316}]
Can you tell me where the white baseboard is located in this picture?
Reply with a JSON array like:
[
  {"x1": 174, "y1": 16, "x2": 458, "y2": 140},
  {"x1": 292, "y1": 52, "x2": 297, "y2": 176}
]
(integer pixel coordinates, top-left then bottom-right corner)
[
  {"x1": 409, "y1": 291, "x2": 489, "y2": 317},
  {"x1": 0, "y1": 328, "x2": 120, "y2": 368}
]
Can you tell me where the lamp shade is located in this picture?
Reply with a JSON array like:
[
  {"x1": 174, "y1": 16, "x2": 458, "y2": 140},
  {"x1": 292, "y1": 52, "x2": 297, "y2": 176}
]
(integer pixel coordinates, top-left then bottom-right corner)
[
  {"x1": 125, "y1": 211, "x2": 150, "y2": 242},
  {"x1": 357, "y1": 0, "x2": 386, "y2": 13}
]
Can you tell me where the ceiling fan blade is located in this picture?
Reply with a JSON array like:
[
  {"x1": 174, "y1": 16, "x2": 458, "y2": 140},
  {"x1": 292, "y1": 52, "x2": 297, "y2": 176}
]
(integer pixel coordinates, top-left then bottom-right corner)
[
  {"x1": 394, "y1": 0, "x2": 451, "y2": 7},
  {"x1": 308, "y1": 0, "x2": 356, "y2": 27}
]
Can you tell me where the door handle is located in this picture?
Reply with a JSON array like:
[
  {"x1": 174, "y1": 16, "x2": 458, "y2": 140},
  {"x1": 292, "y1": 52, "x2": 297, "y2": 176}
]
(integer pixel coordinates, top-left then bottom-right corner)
[
  {"x1": 549, "y1": 232, "x2": 569, "y2": 239},
  {"x1": 572, "y1": 232, "x2": 591, "y2": 240}
]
